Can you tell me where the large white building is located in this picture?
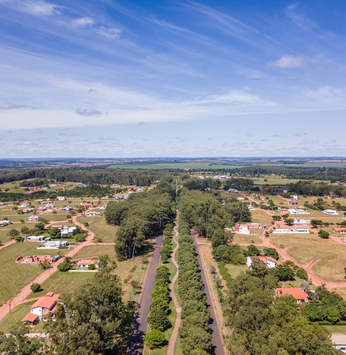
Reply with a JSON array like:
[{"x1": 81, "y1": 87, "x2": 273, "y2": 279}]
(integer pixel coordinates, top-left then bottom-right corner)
[
  {"x1": 289, "y1": 208, "x2": 310, "y2": 215},
  {"x1": 322, "y1": 209, "x2": 338, "y2": 215}
]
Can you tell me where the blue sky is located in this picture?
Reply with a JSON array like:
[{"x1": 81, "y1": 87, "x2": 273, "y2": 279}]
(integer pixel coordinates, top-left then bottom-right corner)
[{"x1": 0, "y1": 0, "x2": 345, "y2": 158}]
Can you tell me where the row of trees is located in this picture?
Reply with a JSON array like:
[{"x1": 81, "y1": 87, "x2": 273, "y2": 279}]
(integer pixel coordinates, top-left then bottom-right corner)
[
  {"x1": 144, "y1": 266, "x2": 171, "y2": 348},
  {"x1": 176, "y1": 223, "x2": 212, "y2": 355},
  {"x1": 105, "y1": 181, "x2": 176, "y2": 260},
  {"x1": 225, "y1": 263, "x2": 340, "y2": 354},
  {"x1": 289, "y1": 181, "x2": 346, "y2": 197}
]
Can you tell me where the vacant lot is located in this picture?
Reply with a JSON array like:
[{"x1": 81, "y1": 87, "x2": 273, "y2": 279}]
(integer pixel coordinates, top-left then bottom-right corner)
[
  {"x1": 77, "y1": 216, "x2": 117, "y2": 243},
  {"x1": 233, "y1": 233, "x2": 262, "y2": 245},
  {"x1": 26, "y1": 272, "x2": 94, "y2": 299},
  {"x1": 0, "y1": 242, "x2": 68, "y2": 305},
  {"x1": 251, "y1": 210, "x2": 272, "y2": 227},
  {"x1": 225, "y1": 264, "x2": 248, "y2": 279},
  {"x1": 274, "y1": 234, "x2": 346, "y2": 282},
  {"x1": 0, "y1": 301, "x2": 35, "y2": 333}
]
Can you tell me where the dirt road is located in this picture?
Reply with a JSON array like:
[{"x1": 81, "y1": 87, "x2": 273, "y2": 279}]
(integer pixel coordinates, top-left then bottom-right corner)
[
  {"x1": 192, "y1": 230, "x2": 225, "y2": 355},
  {"x1": 126, "y1": 235, "x2": 163, "y2": 355}
]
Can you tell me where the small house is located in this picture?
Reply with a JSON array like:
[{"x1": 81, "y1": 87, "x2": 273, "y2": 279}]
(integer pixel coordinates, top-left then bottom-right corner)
[
  {"x1": 77, "y1": 259, "x2": 99, "y2": 269},
  {"x1": 333, "y1": 228, "x2": 346, "y2": 233},
  {"x1": 246, "y1": 256, "x2": 277, "y2": 268},
  {"x1": 322, "y1": 209, "x2": 338, "y2": 215},
  {"x1": 275, "y1": 288, "x2": 309, "y2": 303},
  {"x1": 28, "y1": 215, "x2": 40, "y2": 221},
  {"x1": 25, "y1": 235, "x2": 46, "y2": 242}
]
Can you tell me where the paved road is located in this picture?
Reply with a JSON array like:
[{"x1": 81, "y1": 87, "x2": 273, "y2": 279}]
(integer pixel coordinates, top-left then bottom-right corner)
[
  {"x1": 126, "y1": 235, "x2": 163, "y2": 355},
  {"x1": 192, "y1": 230, "x2": 225, "y2": 355}
]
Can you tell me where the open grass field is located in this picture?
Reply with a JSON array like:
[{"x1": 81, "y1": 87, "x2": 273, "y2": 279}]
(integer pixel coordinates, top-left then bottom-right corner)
[
  {"x1": 225, "y1": 264, "x2": 248, "y2": 279},
  {"x1": 233, "y1": 233, "x2": 262, "y2": 244},
  {"x1": 0, "y1": 301, "x2": 36, "y2": 333},
  {"x1": 77, "y1": 217, "x2": 117, "y2": 243},
  {"x1": 250, "y1": 210, "x2": 273, "y2": 227},
  {"x1": 272, "y1": 233, "x2": 346, "y2": 282},
  {"x1": 0, "y1": 226, "x2": 22, "y2": 245},
  {"x1": 26, "y1": 272, "x2": 94, "y2": 299},
  {"x1": 0, "y1": 242, "x2": 68, "y2": 306},
  {"x1": 253, "y1": 178, "x2": 301, "y2": 186},
  {"x1": 72, "y1": 245, "x2": 136, "y2": 284},
  {"x1": 108, "y1": 162, "x2": 250, "y2": 170}
]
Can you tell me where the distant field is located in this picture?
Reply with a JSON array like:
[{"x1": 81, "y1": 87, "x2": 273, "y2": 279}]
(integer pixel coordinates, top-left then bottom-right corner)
[
  {"x1": 253, "y1": 178, "x2": 300, "y2": 186},
  {"x1": 108, "y1": 162, "x2": 250, "y2": 170}
]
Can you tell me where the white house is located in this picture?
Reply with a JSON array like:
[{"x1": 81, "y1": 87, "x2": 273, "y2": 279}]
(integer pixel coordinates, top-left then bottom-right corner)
[
  {"x1": 61, "y1": 206, "x2": 73, "y2": 211},
  {"x1": 60, "y1": 226, "x2": 77, "y2": 236},
  {"x1": 23, "y1": 292, "x2": 60, "y2": 322},
  {"x1": 289, "y1": 208, "x2": 310, "y2": 215},
  {"x1": 237, "y1": 197, "x2": 245, "y2": 201},
  {"x1": 0, "y1": 220, "x2": 12, "y2": 226},
  {"x1": 246, "y1": 256, "x2": 278, "y2": 268},
  {"x1": 137, "y1": 188, "x2": 144, "y2": 192},
  {"x1": 234, "y1": 224, "x2": 251, "y2": 234},
  {"x1": 331, "y1": 334, "x2": 346, "y2": 353},
  {"x1": 28, "y1": 215, "x2": 40, "y2": 221},
  {"x1": 43, "y1": 240, "x2": 69, "y2": 249},
  {"x1": 273, "y1": 225, "x2": 310, "y2": 234},
  {"x1": 100, "y1": 205, "x2": 107, "y2": 210},
  {"x1": 247, "y1": 205, "x2": 256, "y2": 211},
  {"x1": 293, "y1": 218, "x2": 311, "y2": 224},
  {"x1": 228, "y1": 188, "x2": 238, "y2": 193},
  {"x1": 25, "y1": 235, "x2": 46, "y2": 242},
  {"x1": 290, "y1": 195, "x2": 298, "y2": 200},
  {"x1": 19, "y1": 203, "x2": 30, "y2": 208},
  {"x1": 322, "y1": 209, "x2": 338, "y2": 215},
  {"x1": 56, "y1": 196, "x2": 65, "y2": 201}
]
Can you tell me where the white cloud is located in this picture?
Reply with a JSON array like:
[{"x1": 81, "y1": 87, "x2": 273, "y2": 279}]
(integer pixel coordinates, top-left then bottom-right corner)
[
  {"x1": 268, "y1": 55, "x2": 305, "y2": 68},
  {"x1": 72, "y1": 17, "x2": 95, "y2": 28},
  {"x1": 98, "y1": 27, "x2": 122, "y2": 39},
  {"x1": 0, "y1": 0, "x2": 61, "y2": 16},
  {"x1": 76, "y1": 108, "x2": 102, "y2": 117}
]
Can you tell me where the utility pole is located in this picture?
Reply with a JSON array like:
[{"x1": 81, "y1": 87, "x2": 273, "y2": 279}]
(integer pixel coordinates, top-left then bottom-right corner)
[{"x1": 9, "y1": 297, "x2": 11, "y2": 314}]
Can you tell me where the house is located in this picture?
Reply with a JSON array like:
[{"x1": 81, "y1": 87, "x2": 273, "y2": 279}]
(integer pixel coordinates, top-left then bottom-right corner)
[
  {"x1": 37, "y1": 206, "x2": 47, "y2": 212},
  {"x1": 43, "y1": 240, "x2": 69, "y2": 249},
  {"x1": 287, "y1": 200, "x2": 297, "y2": 206},
  {"x1": 234, "y1": 224, "x2": 251, "y2": 235},
  {"x1": 25, "y1": 235, "x2": 46, "y2": 242},
  {"x1": 248, "y1": 205, "x2": 255, "y2": 211},
  {"x1": 331, "y1": 333, "x2": 346, "y2": 353},
  {"x1": 28, "y1": 215, "x2": 40, "y2": 221},
  {"x1": 333, "y1": 228, "x2": 346, "y2": 233},
  {"x1": 100, "y1": 205, "x2": 107, "y2": 210},
  {"x1": 246, "y1": 256, "x2": 278, "y2": 268},
  {"x1": 22, "y1": 292, "x2": 60, "y2": 323},
  {"x1": 61, "y1": 206, "x2": 73, "y2": 211},
  {"x1": 56, "y1": 196, "x2": 65, "y2": 201},
  {"x1": 273, "y1": 225, "x2": 310, "y2": 234},
  {"x1": 293, "y1": 218, "x2": 311, "y2": 224},
  {"x1": 84, "y1": 211, "x2": 103, "y2": 217},
  {"x1": 137, "y1": 188, "x2": 144, "y2": 192},
  {"x1": 19, "y1": 203, "x2": 30, "y2": 208},
  {"x1": 23, "y1": 208, "x2": 35, "y2": 213},
  {"x1": 60, "y1": 226, "x2": 77, "y2": 236},
  {"x1": 237, "y1": 197, "x2": 245, "y2": 201},
  {"x1": 322, "y1": 209, "x2": 338, "y2": 215},
  {"x1": 80, "y1": 202, "x2": 92, "y2": 207},
  {"x1": 290, "y1": 195, "x2": 298, "y2": 200},
  {"x1": 227, "y1": 188, "x2": 238, "y2": 193},
  {"x1": 49, "y1": 184, "x2": 58, "y2": 188},
  {"x1": 275, "y1": 288, "x2": 309, "y2": 303},
  {"x1": 289, "y1": 208, "x2": 310, "y2": 215},
  {"x1": 76, "y1": 183, "x2": 86, "y2": 187},
  {"x1": 0, "y1": 220, "x2": 12, "y2": 226},
  {"x1": 77, "y1": 259, "x2": 99, "y2": 269},
  {"x1": 276, "y1": 189, "x2": 288, "y2": 194}
]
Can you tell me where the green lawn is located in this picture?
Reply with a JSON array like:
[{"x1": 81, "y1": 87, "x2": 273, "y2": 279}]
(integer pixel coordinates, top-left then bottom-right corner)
[
  {"x1": 0, "y1": 226, "x2": 22, "y2": 245},
  {"x1": 77, "y1": 216, "x2": 117, "y2": 243},
  {"x1": 0, "y1": 303, "x2": 33, "y2": 333},
  {"x1": 225, "y1": 264, "x2": 248, "y2": 279},
  {"x1": 0, "y1": 242, "x2": 68, "y2": 306},
  {"x1": 26, "y1": 272, "x2": 94, "y2": 299}
]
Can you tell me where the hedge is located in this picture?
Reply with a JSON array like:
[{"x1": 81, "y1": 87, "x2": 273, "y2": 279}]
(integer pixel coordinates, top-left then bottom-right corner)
[{"x1": 218, "y1": 261, "x2": 233, "y2": 289}]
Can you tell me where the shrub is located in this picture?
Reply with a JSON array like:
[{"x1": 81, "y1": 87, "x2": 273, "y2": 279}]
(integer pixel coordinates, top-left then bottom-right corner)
[
  {"x1": 296, "y1": 267, "x2": 308, "y2": 280},
  {"x1": 218, "y1": 261, "x2": 233, "y2": 289},
  {"x1": 88, "y1": 264, "x2": 96, "y2": 270},
  {"x1": 57, "y1": 262, "x2": 70, "y2": 272},
  {"x1": 144, "y1": 329, "x2": 165, "y2": 349},
  {"x1": 30, "y1": 283, "x2": 41, "y2": 293}
]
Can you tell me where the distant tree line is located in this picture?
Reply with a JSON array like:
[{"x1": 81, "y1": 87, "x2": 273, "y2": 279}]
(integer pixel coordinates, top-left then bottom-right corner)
[{"x1": 289, "y1": 181, "x2": 346, "y2": 197}]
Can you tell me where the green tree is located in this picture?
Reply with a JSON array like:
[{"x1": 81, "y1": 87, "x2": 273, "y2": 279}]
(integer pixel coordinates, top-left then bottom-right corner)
[
  {"x1": 144, "y1": 329, "x2": 165, "y2": 349},
  {"x1": 57, "y1": 262, "x2": 70, "y2": 272},
  {"x1": 7, "y1": 229, "x2": 20, "y2": 239},
  {"x1": 39, "y1": 260, "x2": 51, "y2": 270},
  {"x1": 30, "y1": 283, "x2": 41, "y2": 293},
  {"x1": 75, "y1": 234, "x2": 86, "y2": 243},
  {"x1": 49, "y1": 227, "x2": 61, "y2": 239},
  {"x1": 21, "y1": 226, "x2": 29, "y2": 234},
  {"x1": 148, "y1": 308, "x2": 170, "y2": 331},
  {"x1": 296, "y1": 267, "x2": 308, "y2": 280},
  {"x1": 319, "y1": 229, "x2": 330, "y2": 239}
]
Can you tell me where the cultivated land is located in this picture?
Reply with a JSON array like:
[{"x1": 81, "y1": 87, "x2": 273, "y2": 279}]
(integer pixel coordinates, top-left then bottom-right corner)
[{"x1": 108, "y1": 162, "x2": 250, "y2": 170}]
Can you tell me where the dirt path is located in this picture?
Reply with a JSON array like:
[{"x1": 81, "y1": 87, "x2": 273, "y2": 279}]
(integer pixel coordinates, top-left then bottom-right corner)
[
  {"x1": 0, "y1": 217, "x2": 95, "y2": 322},
  {"x1": 192, "y1": 230, "x2": 225, "y2": 355},
  {"x1": 0, "y1": 239, "x2": 16, "y2": 250},
  {"x1": 126, "y1": 235, "x2": 163, "y2": 355},
  {"x1": 167, "y1": 218, "x2": 181, "y2": 355}
]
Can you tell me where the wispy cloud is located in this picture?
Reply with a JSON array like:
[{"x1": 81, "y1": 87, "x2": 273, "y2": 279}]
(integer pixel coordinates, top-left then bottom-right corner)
[
  {"x1": 285, "y1": 3, "x2": 316, "y2": 31},
  {"x1": 294, "y1": 132, "x2": 307, "y2": 137},
  {"x1": 0, "y1": 0, "x2": 62, "y2": 16},
  {"x1": 76, "y1": 108, "x2": 102, "y2": 117},
  {"x1": 0, "y1": 105, "x2": 27, "y2": 110},
  {"x1": 72, "y1": 17, "x2": 95, "y2": 28},
  {"x1": 59, "y1": 131, "x2": 79, "y2": 136},
  {"x1": 98, "y1": 27, "x2": 122, "y2": 39},
  {"x1": 268, "y1": 55, "x2": 305, "y2": 68}
]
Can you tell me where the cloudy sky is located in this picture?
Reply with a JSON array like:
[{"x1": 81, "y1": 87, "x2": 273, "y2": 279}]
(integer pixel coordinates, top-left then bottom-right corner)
[{"x1": 0, "y1": 0, "x2": 345, "y2": 158}]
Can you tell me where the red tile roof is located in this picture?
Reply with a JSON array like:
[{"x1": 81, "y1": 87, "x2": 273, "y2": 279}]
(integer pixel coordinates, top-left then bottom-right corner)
[
  {"x1": 275, "y1": 288, "x2": 309, "y2": 300},
  {"x1": 31, "y1": 292, "x2": 60, "y2": 310},
  {"x1": 22, "y1": 312, "x2": 39, "y2": 323},
  {"x1": 334, "y1": 228, "x2": 346, "y2": 232},
  {"x1": 77, "y1": 259, "x2": 98, "y2": 266}
]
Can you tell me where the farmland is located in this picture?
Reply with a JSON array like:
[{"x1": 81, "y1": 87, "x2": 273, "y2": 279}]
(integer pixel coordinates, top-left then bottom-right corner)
[{"x1": 108, "y1": 162, "x2": 250, "y2": 170}]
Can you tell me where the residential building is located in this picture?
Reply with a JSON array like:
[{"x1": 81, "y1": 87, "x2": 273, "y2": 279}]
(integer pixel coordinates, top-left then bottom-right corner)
[
  {"x1": 0, "y1": 220, "x2": 12, "y2": 226},
  {"x1": 333, "y1": 228, "x2": 346, "y2": 233},
  {"x1": 100, "y1": 205, "x2": 107, "y2": 209},
  {"x1": 275, "y1": 288, "x2": 309, "y2": 303},
  {"x1": 19, "y1": 203, "x2": 30, "y2": 208},
  {"x1": 60, "y1": 226, "x2": 77, "y2": 236},
  {"x1": 43, "y1": 240, "x2": 69, "y2": 249},
  {"x1": 331, "y1": 334, "x2": 346, "y2": 353},
  {"x1": 227, "y1": 188, "x2": 238, "y2": 193},
  {"x1": 77, "y1": 259, "x2": 99, "y2": 269},
  {"x1": 237, "y1": 197, "x2": 245, "y2": 201},
  {"x1": 289, "y1": 208, "x2": 310, "y2": 215},
  {"x1": 234, "y1": 224, "x2": 251, "y2": 235},
  {"x1": 293, "y1": 218, "x2": 311, "y2": 224},
  {"x1": 56, "y1": 196, "x2": 65, "y2": 201},
  {"x1": 273, "y1": 225, "x2": 310, "y2": 234},
  {"x1": 28, "y1": 215, "x2": 40, "y2": 221},
  {"x1": 290, "y1": 194, "x2": 299, "y2": 200},
  {"x1": 246, "y1": 256, "x2": 278, "y2": 268},
  {"x1": 137, "y1": 188, "x2": 144, "y2": 192},
  {"x1": 61, "y1": 206, "x2": 73, "y2": 211},
  {"x1": 84, "y1": 211, "x2": 103, "y2": 217},
  {"x1": 22, "y1": 292, "x2": 60, "y2": 323},
  {"x1": 25, "y1": 235, "x2": 46, "y2": 242},
  {"x1": 322, "y1": 209, "x2": 339, "y2": 215}
]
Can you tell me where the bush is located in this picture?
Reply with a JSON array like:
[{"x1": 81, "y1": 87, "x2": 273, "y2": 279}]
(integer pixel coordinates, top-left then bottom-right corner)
[
  {"x1": 57, "y1": 262, "x2": 70, "y2": 272},
  {"x1": 30, "y1": 283, "x2": 41, "y2": 293},
  {"x1": 296, "y1": 267, "x2": 308, "y2": 280},
  {"x1": 144, "y1": 329, "x2": 165, "y2": 348},
  {"x1": 218, "y1": 261, "x2": 233, "y2": 289},
  {"x1": 88, "y1": 264, "x2": 96, "y2": 270}
]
